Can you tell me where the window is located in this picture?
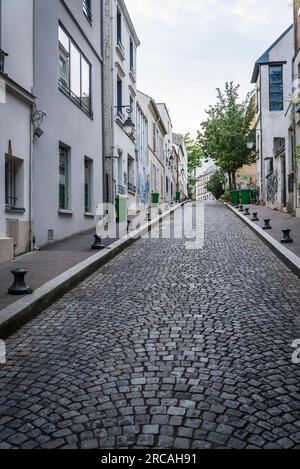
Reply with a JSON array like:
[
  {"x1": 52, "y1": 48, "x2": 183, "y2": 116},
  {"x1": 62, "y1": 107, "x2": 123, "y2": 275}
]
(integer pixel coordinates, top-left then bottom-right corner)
[
  {"x1": 130, "y1": 39, "x2": 134, "y2": 71},
  {"x1": 269, "y1": 65, "x2": 283, "y2": 111},
  {"x1": 83, "y1": 0, "x2": 92, "y2": 23},
  {"x1": 84, "y1": 158, "x2": 93, "y2": 213},
  {"x1": 153, "y1": 123, "x2": 156, "y2": 152},
  {"x1": 5, "y1": 159, "x2": 20, "y2": 208},
  {"x1": 58, "y1": 25, "x2": 92, "y2": 117},
  {"x1": 117, "y1": 77, "x2": 123, "y2": 115},
  {"x1": 59, "y1": 145, "x2": 70, "y2": 210},
  {"x1": 117, "y1": 8, "x2": 122, "y2": 45}
]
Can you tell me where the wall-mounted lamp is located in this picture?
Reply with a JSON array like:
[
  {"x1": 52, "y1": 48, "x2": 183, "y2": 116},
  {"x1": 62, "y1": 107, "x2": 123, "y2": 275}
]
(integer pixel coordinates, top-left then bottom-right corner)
[{"x1": 114, "y1": 105, "x2": 135, "y2": 137}]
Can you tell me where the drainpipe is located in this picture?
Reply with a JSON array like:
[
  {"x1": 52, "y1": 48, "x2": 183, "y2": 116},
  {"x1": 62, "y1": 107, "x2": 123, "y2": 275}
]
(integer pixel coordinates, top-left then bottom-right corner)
[{"x1": 259, "y1": 70, "x2": 264, "y2": 204}]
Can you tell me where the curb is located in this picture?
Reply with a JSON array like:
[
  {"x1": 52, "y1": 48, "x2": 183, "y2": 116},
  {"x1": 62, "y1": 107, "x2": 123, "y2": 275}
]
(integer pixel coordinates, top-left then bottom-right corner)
[
  {"x1": 0, "y1": 203, "x2": 185, "y2": 339},
  {"x1": 225, "y1": 203, "x2": 300, "y2": 279}
]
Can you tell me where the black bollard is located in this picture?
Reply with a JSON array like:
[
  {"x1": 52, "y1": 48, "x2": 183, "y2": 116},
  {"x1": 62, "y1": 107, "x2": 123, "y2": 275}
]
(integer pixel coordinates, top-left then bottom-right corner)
[
  {"x1": 8, "y1": 269, "x2": 29, "y2": 295},
  {"x1": 239, "y1": 205, "x2": 244, "y2": 212},
  {"x1": 281, "y1": 229, "x2": 293, "y2": 244},
  {"x1": 147, "y1": 211, "x2": 152, "y2": 222},
  {"x1": 91, "y1": 234, "x2": 105, "y2": 250},
  {"x1": 251, "y1": 212, "x2": 259, "y2": 222},
  {"x1": 262, "y1": 219, "x2": 272, "y2": 230},
  {"x1": 244, "y1": 208, "x2": 250, "y2": 216}
]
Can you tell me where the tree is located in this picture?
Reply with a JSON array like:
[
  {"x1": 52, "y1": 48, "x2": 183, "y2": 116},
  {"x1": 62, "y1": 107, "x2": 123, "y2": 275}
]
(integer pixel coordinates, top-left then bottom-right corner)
[
  {"x1": 198, "y1": 82, "x2": 255, "y2": 190},
  {"x1": 206, "y1": 170, "x2": 226, "y2": 200},
  {"x1": 184, "y1": 133, "x2": 204, "y2": 199}
]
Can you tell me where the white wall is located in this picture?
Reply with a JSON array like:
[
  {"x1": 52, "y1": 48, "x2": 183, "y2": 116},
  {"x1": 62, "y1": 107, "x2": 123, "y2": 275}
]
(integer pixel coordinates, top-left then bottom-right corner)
[
  {"x1": 256, "y1": 27, "x2": 294, "y2": 211},
  {"x1": 33, "y1": 0, "x2": 103, "y2": 246}
]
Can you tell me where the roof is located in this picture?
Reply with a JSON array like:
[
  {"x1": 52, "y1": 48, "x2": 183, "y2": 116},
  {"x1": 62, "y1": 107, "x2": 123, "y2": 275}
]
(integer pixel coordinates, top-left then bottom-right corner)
[{"x1": 251, "y1": 24, "x2": 293, "y2": 83}]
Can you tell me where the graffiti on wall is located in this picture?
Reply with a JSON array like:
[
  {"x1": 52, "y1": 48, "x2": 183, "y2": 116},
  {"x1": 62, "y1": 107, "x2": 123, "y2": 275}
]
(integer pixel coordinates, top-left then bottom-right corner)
[{"x1": 267, "y1": 171, "x2": 278, "y2": 204}]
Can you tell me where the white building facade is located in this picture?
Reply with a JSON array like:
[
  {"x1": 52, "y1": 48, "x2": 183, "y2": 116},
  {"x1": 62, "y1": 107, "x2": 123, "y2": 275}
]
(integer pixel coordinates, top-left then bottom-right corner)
[
  {"x1": 196, "y1": 160, "x2": 217, "y2": 202},
  {"x1": 0, "y1": 0, "x2": 35, "y2": 264},
  {"x1": 103, "y1": 0, "x2": 140, "y2": 217},
  {"x1": 32, "y1": 0, "x2": 104, "y2": 247},
  {"x1": 252, "y1": 25, "x2": 294, "y2": 213}
]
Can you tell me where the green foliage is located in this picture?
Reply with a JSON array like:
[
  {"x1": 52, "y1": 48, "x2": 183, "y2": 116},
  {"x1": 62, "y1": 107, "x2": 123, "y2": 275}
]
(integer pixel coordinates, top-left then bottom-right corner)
[
  {"x1": 205, "y1": 170, "x2": 226, "y2": 200},
  {"x1": 184, "y1": 133, "x2": 203, "y2": 173},
  {"x1": 219, "y1": 192, "x2": 231, "y2": 202},
  {"x1": 184, "y1": 133, "x2": 204, "y2": 198},
  {"x1": 198, "y1": 82, "x2": 255, "y2": 181}
]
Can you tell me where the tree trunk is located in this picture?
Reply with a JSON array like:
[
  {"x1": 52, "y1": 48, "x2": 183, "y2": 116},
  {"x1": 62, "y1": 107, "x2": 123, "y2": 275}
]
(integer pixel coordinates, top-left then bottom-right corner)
[
  {"x1": 228, "y1": 172, "x2": 232, "y2": 191},
  {"x1": 232, "y1": 172, "x2": 237, "y2": 190}
]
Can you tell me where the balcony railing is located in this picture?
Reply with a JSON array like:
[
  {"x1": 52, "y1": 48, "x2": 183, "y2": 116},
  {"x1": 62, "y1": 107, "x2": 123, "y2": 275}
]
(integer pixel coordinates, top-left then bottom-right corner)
[
  {"x1": 59, "y1": 78, "x2": 93, "y2": 119},
  {"x1": 0, "y1": 49, "x2": 8, "y2": 74},
  {"x1": 128, "y1": 183, "x2": 136, "y2": 194},
  {"x1": 83, "y1": 0, "x2": 92, "y2": 23}
]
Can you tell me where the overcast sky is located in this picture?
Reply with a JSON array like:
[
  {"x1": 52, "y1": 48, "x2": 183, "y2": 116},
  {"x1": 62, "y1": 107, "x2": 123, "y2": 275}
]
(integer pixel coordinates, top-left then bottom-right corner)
[{"x1": 126, "y1": 0, "x2": 293, "y2": 137}]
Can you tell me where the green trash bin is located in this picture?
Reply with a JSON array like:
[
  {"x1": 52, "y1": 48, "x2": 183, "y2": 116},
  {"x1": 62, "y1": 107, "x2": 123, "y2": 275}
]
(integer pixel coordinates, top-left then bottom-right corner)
[
  {"x1": 151, "y1": 193, "x2": 159, "y2": 205},
  {"x1": 176, "y1": 192, "x2": 181, "y2": 202},
  {"x1": 240, "y1": 189, "x2": 251, "y2": 205},
  {"x1": 115, "y1": 195, "x2": 127, "y2": 222},
  {"x1": 230, "y1": 190, "x2": 240, "y2": 204}
]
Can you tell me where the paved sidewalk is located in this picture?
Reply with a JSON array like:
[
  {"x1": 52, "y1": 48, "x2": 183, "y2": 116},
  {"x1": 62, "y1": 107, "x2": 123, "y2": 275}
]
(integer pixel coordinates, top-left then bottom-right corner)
[
  {"x1": 236, "y1": 204, "x2": 300, "y2": 258},
  {"x1": 0, "y1": 228, "x2": 117, "y2": 311}
]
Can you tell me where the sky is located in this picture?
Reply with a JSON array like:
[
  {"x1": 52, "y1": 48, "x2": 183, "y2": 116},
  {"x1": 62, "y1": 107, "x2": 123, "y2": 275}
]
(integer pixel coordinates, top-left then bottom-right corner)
[{"x1": 125, "y1": 0, "x2": 293, "y2": 137}]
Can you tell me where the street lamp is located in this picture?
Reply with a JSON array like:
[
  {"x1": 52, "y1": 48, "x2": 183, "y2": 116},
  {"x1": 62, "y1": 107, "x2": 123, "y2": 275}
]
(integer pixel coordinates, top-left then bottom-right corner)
[{"x1": 115, "y1": 105, "x2": 135, "y2": 137}]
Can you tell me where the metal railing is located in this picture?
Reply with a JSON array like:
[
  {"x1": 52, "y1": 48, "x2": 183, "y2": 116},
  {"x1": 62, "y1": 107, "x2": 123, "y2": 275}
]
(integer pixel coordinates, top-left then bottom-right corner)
[
  {"x1": 0, "y1": 49, "x2": 8, "y2": 74},
  {"x1": 128, "y1": 183, "x2": 136, "y2": 194},
  {"x1": 59, "y1": 78, "x2": 93, "y2": 118},
  {"x1": 83, "y1": 0, "x2": 92, "y2": 23}
]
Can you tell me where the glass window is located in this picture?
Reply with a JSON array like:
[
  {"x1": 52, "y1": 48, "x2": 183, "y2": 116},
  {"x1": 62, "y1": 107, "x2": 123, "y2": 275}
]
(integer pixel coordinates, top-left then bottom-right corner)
[
  {"x1": 117, "y1": 77, "x2": 122, "y2": 114},
  {"x1": 5, "y1": 160, "x2": 17, "y2": 207},
  {"x1": 117, "y1": 8, "x2": 122, "y2": 44},
  {"x1": 59, "y1": 145, "x2": 70, "y2": 210},
  {"x1": 59, "y1": 27, "x2": 70, "y2": 87},
  {"x1": 82, "y1": 58, "x2": 91, "y2": 112},
  {"x1": 130, "y1": 39, "x2": 134, "y2": 71},
  {"x1": 83, "y1": 0, "x2": 92, "y2": 23},
  {"x1": 58, "y1": 25, "x2": 92, "y2": 116},
  {"x1": 84, "y1": 158, "x2": 93, "y2": 213},
  {"x1": 70, "y1": 43, "x2": 81, "y2": 99},
  {"x1": 269, "y1": 65, "x2": 283, "y2": 111}
]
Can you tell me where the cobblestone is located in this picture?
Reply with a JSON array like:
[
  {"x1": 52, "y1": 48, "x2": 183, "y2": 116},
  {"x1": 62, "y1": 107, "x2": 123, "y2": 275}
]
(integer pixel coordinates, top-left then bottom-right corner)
[{"x1": 0, "y1": 202, "x2": 300, "y2": 448}]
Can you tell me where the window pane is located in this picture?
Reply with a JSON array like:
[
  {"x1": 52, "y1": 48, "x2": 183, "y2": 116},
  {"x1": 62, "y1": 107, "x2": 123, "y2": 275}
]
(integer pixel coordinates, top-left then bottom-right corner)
[
  {"x1": 82, "y1": 58, "x2": 91, "y2": 111},
  {"x1": 84, "y1": 159, "x2": 92, "y2": 212},
  {"x1": 59, "y1": 147, "x2": 69, "y2": 210},
  {"x1": 269, "y1": 65, "x2": 283, "y2": 111},
  {"x1": 70, "y1": 43, "x2": 81, "y2": 98},
  {"x1": 59, "y1": 27, "x2": 70, "y2": 86},
  {"x1": 59, "y1": 26, "x2": 69, "y2": 53}
]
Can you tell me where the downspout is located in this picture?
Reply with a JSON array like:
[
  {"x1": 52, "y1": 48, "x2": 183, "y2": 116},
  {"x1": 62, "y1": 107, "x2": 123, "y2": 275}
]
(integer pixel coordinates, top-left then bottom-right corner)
[
  {"x1": 101, "y1": 0, "x2": 105, "y2": 206},
  {"x1": 110, "y1": 1, "x2": 115, "y2": 205},
  {"x1": 259, "y1": 69, "x2": 263, "y2": 204},
  {"x1": 29, "y1": 0, "x2": 36, "y2": 252}
]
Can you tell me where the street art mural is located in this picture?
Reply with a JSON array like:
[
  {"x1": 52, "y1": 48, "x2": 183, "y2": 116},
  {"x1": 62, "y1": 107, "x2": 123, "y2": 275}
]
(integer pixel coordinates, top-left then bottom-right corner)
[{"x1": 267, "y1": 171, "x2": 278, "y2": 205}]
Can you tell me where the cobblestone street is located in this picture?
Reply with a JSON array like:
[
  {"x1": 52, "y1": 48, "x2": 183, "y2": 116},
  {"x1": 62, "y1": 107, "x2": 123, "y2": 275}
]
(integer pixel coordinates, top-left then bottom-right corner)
[{"x1": 0, "y1": 202, "x2": 300, "y2": 449}]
